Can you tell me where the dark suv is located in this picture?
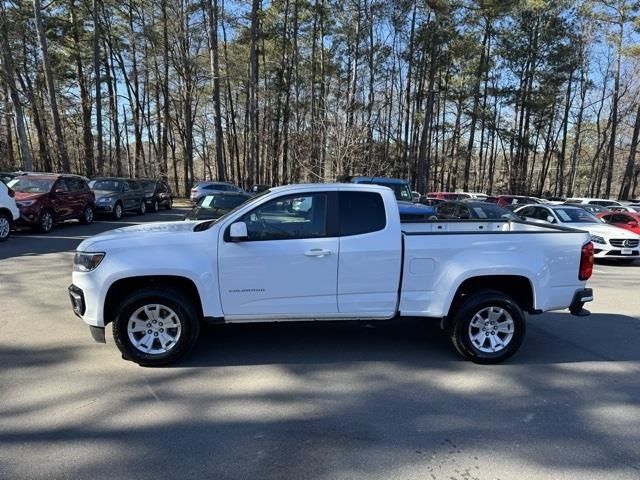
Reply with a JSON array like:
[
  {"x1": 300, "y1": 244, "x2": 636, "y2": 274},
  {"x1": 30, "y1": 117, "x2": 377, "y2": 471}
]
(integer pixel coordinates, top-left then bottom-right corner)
[
  {"x1": 7, "y1": 174, "x2": 95, "y2": 233},
  {"x1": 139, "y1": 179, "x2": 173, "y2": 212},
  {"x1": 91, "y1": 178, "x2": 147, "y2": 219}
]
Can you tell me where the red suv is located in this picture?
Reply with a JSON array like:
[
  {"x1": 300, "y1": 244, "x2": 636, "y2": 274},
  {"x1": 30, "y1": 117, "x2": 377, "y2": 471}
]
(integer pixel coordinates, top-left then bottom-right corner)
[{"x1": 7, "y1": 174, "x2": 95, "y2": 233}]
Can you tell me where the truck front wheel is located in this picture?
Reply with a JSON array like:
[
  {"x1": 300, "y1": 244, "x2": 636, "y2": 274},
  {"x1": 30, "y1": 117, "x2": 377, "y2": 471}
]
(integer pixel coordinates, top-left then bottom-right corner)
[
  {"x1": 112, "y1": 287, "x2": 201, "y2": 367},
  {"x1": 448, "y1": 290, "x2": 526, "y2": 364}
]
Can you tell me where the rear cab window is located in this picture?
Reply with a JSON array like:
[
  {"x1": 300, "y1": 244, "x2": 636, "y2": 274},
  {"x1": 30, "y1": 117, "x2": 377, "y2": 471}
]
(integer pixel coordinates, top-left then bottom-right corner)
[{"x1": 338, "y1": 191, "x2": 386, "y2": 236}]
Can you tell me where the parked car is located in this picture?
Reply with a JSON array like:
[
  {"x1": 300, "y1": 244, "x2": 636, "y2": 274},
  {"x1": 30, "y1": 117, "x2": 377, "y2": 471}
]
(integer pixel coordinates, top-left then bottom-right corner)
[
  {"x1": 608, "y1": 204, "x2": 640, "y2": 213},
  {"x1": 515, "y1": 204, "x2": 639, "y2": 262},
  {"x1": 184, "y1": 192, "x2": 251, "y2": 221},
  {"x1": 0, "y1": 172, "x2": 17, "y2": 185},
  {"x1": 0, "y1": 180, "x2": 20, "y2": 241},
  {"x1": 70, "y1": 183, "x2": 594, "y2": 366},
  {"x1": 139, "y1": 179, "x2": 173, "y2": 212},
  {"x1": 565, "y1": 197, "x2": 622, "y2": 207},
  {"x1": 91, "y1": 178, "x2": 147, "y2": 219},
  {"x1": 190, "y1": 181, "x2": 244, "y2": 204},
  {"x1": 486, "y1": 195, "x2": 542, "y2": 209},
  {"x1": 339, "y1": 175, "x2": 435, "y2": 219},
  {"x1": 426, "y1": 191, "x2": 472, "y2": 200},
  {"x1": 564, "y1": 203, "x2": 609, "y2": 215},
  {"x1": 597, "y1": 211, "x2": 640, "y2": 235},
  {"x1": 7, "y1": 174, "x2": 95, "y2": 233},
  {"x1": 249, "y1": 184, "x2": 270, "y2": 195},
  {"x1": 436, "y1": 201, "x2": 520, "y2": 221},
  {"x1": 419, "y1": 196, "x2": 446, "y2": 207}
]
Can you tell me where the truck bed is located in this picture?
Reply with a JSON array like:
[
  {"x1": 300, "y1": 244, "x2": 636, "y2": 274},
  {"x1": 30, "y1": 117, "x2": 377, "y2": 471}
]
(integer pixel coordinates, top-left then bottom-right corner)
[{"x1": 398, "y1": 219, "x2": 591, "y2": 318}]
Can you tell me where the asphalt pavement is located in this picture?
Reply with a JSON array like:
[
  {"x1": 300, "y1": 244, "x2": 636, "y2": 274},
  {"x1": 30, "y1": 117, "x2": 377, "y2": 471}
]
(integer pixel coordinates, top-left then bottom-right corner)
[{"x1": 1, "y1": 210, "x2": 639, "y2": 480}]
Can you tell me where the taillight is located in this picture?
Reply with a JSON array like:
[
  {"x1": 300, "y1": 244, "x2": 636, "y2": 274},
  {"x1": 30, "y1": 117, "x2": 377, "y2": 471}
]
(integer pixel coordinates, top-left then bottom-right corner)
[
  {"x1": 191, "y1": 188, "x2": 197, "y2": 192},
  {"x1": 7, "y1": 188, "x2": 15, "y2": 198},
  {"x1": 579, "y1": 242, "x2": 594, "y2": 281}
]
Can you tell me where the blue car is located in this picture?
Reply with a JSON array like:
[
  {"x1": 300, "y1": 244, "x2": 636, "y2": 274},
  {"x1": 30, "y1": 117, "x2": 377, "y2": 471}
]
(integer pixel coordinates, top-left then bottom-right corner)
[{"x1": 340, "y1": 176, "x2": 435, "y2": 220}]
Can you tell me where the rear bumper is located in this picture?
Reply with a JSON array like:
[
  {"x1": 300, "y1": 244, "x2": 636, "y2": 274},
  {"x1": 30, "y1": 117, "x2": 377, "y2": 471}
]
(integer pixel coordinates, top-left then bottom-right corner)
[{"x1": 569, "y1": 288, "x2": 593, "y2": 316}]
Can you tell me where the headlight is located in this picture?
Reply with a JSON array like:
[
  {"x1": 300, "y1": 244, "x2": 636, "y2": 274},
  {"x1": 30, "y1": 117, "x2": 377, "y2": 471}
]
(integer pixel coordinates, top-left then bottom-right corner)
[
  {"x1": 590, "y1": 235, "x2": 605, "y2": 244},
  {"x1": 145, "y1": 192, "x2": 153, "y2": 198},
  {"x1": 74, "y1": 252, "x2": 105, "y2": 272},
  {"x1": 17, "y1": 200, "x2": 37, "y2": 207},
  {"x1": 97, "y1": 197, "x2": 113, "y2": 204}
]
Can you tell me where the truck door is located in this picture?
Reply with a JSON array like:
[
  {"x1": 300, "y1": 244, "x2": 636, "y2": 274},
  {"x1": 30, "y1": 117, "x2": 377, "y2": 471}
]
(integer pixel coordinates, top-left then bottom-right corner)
[
  {"x1": 218, "y1": 192, "x2": 339, "y2": 318},
  {"x1": 336, "y1": 191, "x2": 402, "y2": 317}
]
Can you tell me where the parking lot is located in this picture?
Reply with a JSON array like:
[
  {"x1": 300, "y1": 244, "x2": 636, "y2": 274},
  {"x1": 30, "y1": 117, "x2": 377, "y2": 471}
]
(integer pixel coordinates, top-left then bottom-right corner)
[{"x1": 1, "y1": 209, "x2": 639, "y2": 480}]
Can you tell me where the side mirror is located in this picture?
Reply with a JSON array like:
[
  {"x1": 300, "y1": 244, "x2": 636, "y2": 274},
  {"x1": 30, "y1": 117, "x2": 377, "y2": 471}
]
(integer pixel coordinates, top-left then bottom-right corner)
[
  {"x1": 55, "y1": 187, "x2": 65, "y2": 194},
  {"x1": 546, "y1": 215, "x2": 555, "y2": 223},
  {"x1": 629, "y1": 220, "x2": 639, "y2": 227},
  {"x1": 229, "y1": 221, "x2": 248, "y2": 241}
]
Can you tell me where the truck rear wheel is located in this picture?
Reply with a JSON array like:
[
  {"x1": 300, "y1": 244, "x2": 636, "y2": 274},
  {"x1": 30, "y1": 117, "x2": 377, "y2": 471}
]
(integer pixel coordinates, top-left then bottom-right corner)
[
  {"x1": 448, "y1": 290, "x2": 526, "y2": 364},
  {"x1": 112, "y1": 287, "x2": 201, "y2": 367}
]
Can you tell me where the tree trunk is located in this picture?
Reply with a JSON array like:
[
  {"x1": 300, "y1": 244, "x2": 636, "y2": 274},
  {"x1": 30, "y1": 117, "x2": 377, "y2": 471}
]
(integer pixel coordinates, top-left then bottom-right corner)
[
  {"x1": 0, "y1": 13, "x2": 33, "y2": 171},
  {"x1": 33, "y1": 0, "x2": 70, "y2": 171},
  {"x1": 206, "y1": 0, "x2": 225, "y2": 181},
  {"x1": 94, "y1": 0, "x2": 104, "y2": 175}
]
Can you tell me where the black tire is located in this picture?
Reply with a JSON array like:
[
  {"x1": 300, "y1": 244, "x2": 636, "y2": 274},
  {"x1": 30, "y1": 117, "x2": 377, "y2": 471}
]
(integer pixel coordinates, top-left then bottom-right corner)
[
  {"x1": 113, "y1": 202, "x2": 124, "y2": 220},
  {"x1": 38, "y1": 209, "x2": 54, "y2": 233},
  {"x1": 152, "y1": 200, "x2": 159, "y2": 213},
  {"x1": 79, "y1": 204, "x2": 94, "y2": 225},
  {"x1": 138, "y1": 200, "x2": 146, "y2": 215},
  {"x1": 112, "y1": 287, "x2": 201, "y2": 367},
  {"x1": 0, "y1": 212, "x2": 11, "y2": 242},
  {"x1": 447, "y1": 290, "x2": 526, "y2": 364}
]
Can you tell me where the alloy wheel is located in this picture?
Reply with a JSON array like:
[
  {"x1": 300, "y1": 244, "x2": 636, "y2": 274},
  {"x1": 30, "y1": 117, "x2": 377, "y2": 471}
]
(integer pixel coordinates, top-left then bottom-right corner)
[
  {"x1": 127, "y1": 304, "x2": 182, "y2": 355},
  {"x1": 0, "y1": 216, "x2": 10, "y2": 240},
  {"x1": 41, "y1": 211, "x2": 53, "y2": 232},
  {"x1": 467, "y1": 306, "x2": 515, "y2": 353}
]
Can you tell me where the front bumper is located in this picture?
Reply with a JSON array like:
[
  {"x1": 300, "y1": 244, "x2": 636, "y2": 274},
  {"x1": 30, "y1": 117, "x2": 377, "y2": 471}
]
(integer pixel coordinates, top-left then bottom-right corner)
[
  {"x1": 95, "y1": 203, "x2": 115, "y2": 213},
  {"x1": 69, "y1": 284, "x2": 106, "y2": 343},
  {"x1": 593, "y1": 247, "x2": 639, "y2": 259},
  {"x1": 14, "y1": 207, "x2": 42, "y2": 227},
  {"x1": 569, "y1": 288, "x2": 593, "y2": 317}
]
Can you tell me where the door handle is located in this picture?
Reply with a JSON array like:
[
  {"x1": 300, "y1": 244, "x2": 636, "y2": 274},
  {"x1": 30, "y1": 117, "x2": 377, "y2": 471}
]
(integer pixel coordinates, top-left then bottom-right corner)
[{"x1": 304, "y1": 248, "x2": 332, "y2": 257}]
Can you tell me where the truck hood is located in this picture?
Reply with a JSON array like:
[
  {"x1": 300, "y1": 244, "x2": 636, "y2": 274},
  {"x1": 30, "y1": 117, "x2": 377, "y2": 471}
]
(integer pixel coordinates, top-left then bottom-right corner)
[
  {"x1": 572, "y1": 222, "x2": 639, "y2": 239},
  {"x1": 77, "y1": 221, "x2": 205, "y2": 252}
]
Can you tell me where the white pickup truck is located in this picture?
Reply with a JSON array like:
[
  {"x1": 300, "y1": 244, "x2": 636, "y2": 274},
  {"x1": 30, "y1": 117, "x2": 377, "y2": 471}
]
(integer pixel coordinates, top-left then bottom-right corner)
[{"x1": 69, "y1": 183, "x2": 594, "y2": 366}]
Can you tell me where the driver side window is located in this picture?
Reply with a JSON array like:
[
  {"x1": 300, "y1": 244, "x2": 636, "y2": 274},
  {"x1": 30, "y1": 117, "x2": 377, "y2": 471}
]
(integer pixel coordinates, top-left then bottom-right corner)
[{"x1": 240, "y1": 193, "x2": 327, "y2": 241}]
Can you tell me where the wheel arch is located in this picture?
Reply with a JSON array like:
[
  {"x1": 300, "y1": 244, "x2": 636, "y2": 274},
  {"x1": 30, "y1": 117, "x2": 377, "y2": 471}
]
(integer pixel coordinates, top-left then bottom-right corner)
[
  {"x1": 447, "y1": 275, "x2": 535, "y2": 317},
  {"x1": 0, "y1": 207, "x2": 13, "y2": 219},
  {"x1": 104, "y1": 275, "x2": 204, "y2": 326}
]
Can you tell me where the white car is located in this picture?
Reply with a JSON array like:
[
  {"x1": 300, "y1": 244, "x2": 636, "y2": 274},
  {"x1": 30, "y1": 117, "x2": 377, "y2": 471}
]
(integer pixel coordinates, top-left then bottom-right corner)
[
  {"x1": 0, "y1": 181, "x2": 20, "y2": 242},
  {"x1": 70, "y1": 183, "x2": 594, "y2": 366},
  {"x1": 515, "y1": 204, "x2": 640, "y2": 261},
  {"x1": 565, "y1": 197, "x2": 622, "y2": 208}
]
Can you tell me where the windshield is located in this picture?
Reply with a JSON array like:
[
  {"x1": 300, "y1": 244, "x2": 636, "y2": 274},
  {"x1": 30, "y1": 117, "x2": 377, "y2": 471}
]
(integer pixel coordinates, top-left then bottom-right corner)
[
  {"x1": 7, "y1": 177, "x2": 55, "y2": 193},
  {"x1": 139, "y1": 180, "x2": 155, "y2": 190},
  {"x1": 554, "y1": 208, "x2": 600, "y2": 223},
  {"x1": 195, "y1": 190, "x2": 270, "y2": 231},
  {"x1": 198, "y1": 195, "x2": 248, "y2": 210},
  {"x1": 472, "y1": 204, "x2": 519, "y2": 220},
  {"x1": 92, "y1": 179, "x2": 123, "y2": 191},
  {"x1": 369, "y1": 181, "x2": 412, "y2": 202}
]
